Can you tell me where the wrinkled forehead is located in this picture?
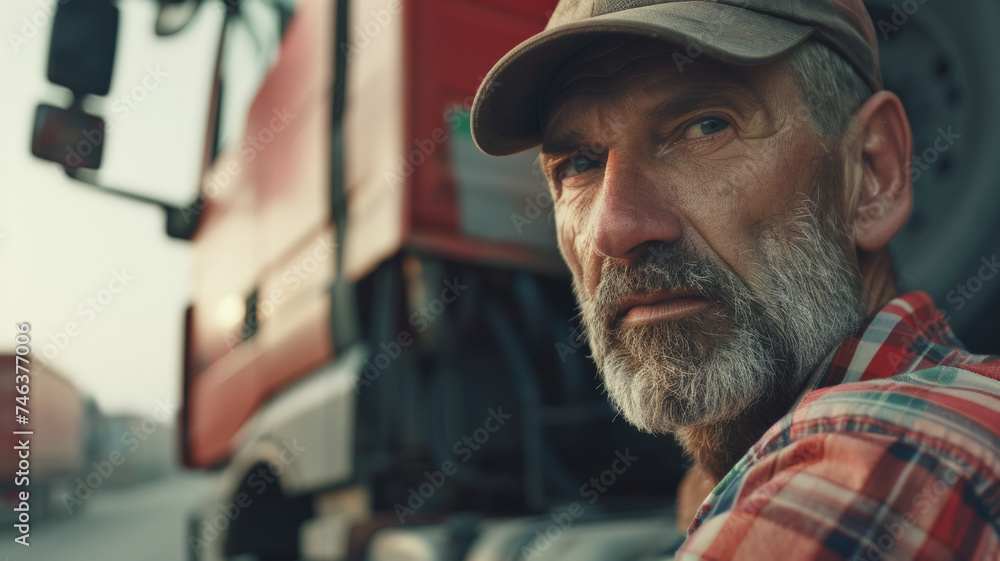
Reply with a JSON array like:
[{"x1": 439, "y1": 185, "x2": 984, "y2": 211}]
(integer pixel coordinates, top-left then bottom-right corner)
[
  {"x1": 542, "y1": 36, "x2": 675, "y2": 107},
  {"x1": 541, "y1": 36, "x2": 768, "y2": 133}
]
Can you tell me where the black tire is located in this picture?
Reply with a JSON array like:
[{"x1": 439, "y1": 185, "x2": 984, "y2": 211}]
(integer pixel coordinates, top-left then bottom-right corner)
[{"x1": 867, "y1": 0, "x2": 1000, "y2": 352}]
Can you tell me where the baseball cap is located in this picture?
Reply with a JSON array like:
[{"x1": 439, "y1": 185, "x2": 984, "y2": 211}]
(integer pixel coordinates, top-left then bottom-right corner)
[{"x1": 471, "y1": 0, "x2": 881, "y2": 156}]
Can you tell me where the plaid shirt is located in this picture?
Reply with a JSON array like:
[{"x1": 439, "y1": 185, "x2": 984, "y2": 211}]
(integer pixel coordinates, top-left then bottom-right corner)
[{"x1": 677, "y1": 292, "x2": 1000, "y2": 560}]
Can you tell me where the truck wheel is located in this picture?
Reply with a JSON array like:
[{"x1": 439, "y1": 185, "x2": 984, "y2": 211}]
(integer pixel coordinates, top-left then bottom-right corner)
[
  {"x1": 220, "y1": 463, "x2": 313, "y2": 561},
  {"x1": 867, "y1": 0, "x2": 1000, "y2": 349}
]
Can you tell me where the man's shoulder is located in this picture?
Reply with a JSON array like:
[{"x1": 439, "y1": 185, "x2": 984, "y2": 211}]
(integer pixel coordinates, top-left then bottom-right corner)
[
  {"x1": 685, "y1": 364, "x2": 1000, "y2": 559},
  {"x1": 778, "y1": 362, "x2": 1000, "y2": 484},
  {"x1": 795, "y1": 361, "x2": 1000, "y2": 430}
]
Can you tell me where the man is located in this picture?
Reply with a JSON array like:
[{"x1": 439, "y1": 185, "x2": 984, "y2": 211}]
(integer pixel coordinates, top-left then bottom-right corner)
[{"x1": 471, "y1": 1, "x2": 1000, "y2": 559}]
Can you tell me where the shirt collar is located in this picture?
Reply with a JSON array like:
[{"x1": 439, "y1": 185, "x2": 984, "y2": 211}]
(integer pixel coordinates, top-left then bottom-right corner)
[{"x1": 801, "y1": 291, "x2": 957, "y2": 397}]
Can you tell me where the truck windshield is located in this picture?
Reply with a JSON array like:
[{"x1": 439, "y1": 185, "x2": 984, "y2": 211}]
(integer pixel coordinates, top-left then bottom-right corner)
[{"x1": 214, "y1": 0, "x2": 301, "y2": 158}]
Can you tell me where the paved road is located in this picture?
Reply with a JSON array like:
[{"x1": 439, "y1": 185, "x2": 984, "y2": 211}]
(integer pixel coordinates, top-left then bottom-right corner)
[{"x1": 0, "y1": 471, "x2": 213, "y2": 561}]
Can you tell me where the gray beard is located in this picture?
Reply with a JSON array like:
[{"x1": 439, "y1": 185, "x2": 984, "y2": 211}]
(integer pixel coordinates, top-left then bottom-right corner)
[{"x1": 576, "y1": 201, "x2": 864, "y2": 436}]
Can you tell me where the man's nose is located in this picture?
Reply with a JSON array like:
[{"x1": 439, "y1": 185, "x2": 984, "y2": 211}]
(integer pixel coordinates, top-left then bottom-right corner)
[{"x1": 591, "y1": 149, "x2": 683, "y2": 262}]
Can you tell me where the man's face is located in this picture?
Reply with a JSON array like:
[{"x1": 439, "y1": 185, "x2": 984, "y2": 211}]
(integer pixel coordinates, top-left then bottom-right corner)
[{"x1": 540, "y1": 38, "x2": 866, "y2": 433}]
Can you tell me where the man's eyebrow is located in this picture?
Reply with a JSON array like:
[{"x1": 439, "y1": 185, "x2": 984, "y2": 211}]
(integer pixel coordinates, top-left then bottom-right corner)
[
  {"x1": 644, "y1": 85, "x2": 766, "y2": 122},
  {"x1": 540, "y1": 83, "x2": 767, "y2": 157}
]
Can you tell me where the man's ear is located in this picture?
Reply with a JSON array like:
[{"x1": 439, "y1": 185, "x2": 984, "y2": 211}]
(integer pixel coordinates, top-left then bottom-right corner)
[{"x1": 847, "y1": 91, "x2": 913, "y2": 252}]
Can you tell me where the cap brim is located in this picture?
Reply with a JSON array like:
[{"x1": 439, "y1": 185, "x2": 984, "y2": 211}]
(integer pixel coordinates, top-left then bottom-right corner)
[{"x1": 471, "y1": 2, "x2": 813, "y2": 156}]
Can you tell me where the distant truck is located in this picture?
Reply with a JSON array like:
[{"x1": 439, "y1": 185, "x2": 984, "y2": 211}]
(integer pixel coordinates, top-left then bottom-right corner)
[{"x1": 0, "y1": 355, "x2": 96, "y2": 519}]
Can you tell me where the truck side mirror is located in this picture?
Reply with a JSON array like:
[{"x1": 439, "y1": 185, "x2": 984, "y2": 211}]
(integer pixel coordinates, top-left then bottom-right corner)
[
  {"x1": 47, "y1": 0, "x2": 119, "y2": 96},
  {"x1": 32, "y1": 0, "x2": 118, "y2": 170},
  {"x1": 31, "y1": 0, "x2": 216, "y2": 240},
  {"x1": 31, "y1": 104, "x2": 105, "y2": 170}
]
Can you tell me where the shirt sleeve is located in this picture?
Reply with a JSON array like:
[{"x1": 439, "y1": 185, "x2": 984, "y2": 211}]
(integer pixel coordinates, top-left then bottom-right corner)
[{"x1": 675, "y1": 430, "x2": 999, "y2": 560}]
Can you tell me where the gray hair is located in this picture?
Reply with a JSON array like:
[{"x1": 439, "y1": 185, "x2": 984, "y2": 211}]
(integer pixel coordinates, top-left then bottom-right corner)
[{"x1": 788, "y1": 41, "x2": 874, "y2": 140}]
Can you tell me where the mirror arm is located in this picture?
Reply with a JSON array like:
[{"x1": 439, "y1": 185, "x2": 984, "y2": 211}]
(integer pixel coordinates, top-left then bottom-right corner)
[{"x1": 67, "y1": 167, "x2": 204, "y2": 240}]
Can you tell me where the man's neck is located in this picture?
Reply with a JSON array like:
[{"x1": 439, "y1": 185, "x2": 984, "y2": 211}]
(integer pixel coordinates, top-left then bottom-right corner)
[
  {"x1": 675, "y1": 389, "x2": 801, "y2": 482},
  {"x1": 859, "y1": 248, "x2": 900, "y2": 316}
]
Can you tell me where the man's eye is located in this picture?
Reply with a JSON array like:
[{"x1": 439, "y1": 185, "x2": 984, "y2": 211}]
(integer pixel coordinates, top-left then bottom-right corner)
[
  {"x1": 560, "y1": 154, "x2": 603, "y2": 179},
  {"x1": 688, "y1": 117, "x2": 730, "y2": 137}
]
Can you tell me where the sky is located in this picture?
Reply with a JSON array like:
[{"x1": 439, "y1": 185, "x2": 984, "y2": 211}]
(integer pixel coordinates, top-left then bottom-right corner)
[{"x1": 0, "y1": 0, "x2": 223, "y2": 417}]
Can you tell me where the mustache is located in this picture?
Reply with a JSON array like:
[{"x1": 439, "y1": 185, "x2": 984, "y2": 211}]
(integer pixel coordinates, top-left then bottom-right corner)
[{"x1": 587, "y1": 243, "x2": 758, "y2": 326}]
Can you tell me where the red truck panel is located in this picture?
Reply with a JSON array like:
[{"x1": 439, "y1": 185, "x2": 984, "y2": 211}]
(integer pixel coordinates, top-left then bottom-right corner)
[
  {"x1": 186, "y1": 0, "x2": 335, "y2": 467},
  {"x1": 407, "y1": 0, "x2": 555, "y2": 232},
  {"x1": 186, "y1": 0, "x2": 559, "y2": 467},
  {"x1": 345, "y1": 0, "x2": 561, "y2": 279}
]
